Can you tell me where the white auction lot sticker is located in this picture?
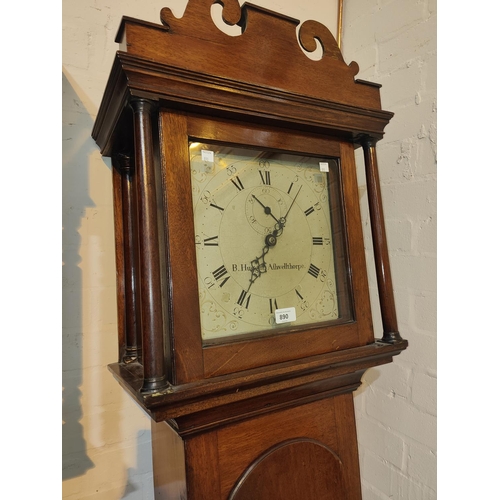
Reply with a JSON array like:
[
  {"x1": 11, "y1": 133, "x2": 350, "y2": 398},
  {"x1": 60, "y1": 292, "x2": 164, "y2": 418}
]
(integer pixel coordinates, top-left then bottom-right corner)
[
  {"x1": 201, "y1": 149, "x2": 214, "y2": 162},
  {"x1": 275, "y1": 307, "x2": 296, "y2": 324}
]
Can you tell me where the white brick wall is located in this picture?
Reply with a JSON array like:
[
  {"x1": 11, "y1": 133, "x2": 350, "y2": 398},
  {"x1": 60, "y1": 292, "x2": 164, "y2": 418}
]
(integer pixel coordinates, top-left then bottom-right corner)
[
  {"x1": 62, "y1": 0, "x2": 437, "y2": 498},
  {"x1": 62, "y1": 2, "x2": 167, "y2": 498},
  {"x1": 344, "y1": 0, "x2": 437, "y2": 498}
]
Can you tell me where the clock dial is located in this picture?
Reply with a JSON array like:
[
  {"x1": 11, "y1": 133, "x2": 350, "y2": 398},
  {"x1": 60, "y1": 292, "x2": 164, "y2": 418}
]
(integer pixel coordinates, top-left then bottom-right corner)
[{"x1": 190, "y1": 142, "x2": 348, "y2": 341}]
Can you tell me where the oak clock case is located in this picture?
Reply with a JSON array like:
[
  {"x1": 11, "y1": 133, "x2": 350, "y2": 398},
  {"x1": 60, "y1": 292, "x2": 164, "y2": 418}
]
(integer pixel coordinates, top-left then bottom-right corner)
[
  {"x1": 92, "y1": 2, "x2": 408, "y2": 499},
  {"x1": 189, "y1": 141, "x2": 353, "y2": 342}
]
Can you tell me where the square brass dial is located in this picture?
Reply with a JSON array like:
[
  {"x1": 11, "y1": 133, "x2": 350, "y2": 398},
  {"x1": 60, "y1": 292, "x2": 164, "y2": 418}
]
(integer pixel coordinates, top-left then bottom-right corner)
[{"x1": 190, "y1": 142, "x2": 353, "y2": 342}]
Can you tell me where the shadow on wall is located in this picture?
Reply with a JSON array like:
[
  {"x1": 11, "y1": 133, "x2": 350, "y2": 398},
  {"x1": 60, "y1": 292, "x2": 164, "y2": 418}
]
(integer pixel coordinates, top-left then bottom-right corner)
[
  {"x1": 62, "y1": 70, "x2": 96, "y2": 480},
  {"x1": 120, "y1": 430, "x2": 154, "y2": 499}
]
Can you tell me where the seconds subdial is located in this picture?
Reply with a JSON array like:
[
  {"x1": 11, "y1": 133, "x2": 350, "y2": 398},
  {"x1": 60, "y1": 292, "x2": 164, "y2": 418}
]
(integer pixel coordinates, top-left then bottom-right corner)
[{"x1": 245, "y1": 186, "x2": 286, "y2": 236}]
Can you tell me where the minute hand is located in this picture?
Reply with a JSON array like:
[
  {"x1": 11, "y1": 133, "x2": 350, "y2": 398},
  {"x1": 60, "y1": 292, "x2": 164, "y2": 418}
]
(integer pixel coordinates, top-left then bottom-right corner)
[{"x1": 281, "y1": 185, "x2": 302, "y2": 224}]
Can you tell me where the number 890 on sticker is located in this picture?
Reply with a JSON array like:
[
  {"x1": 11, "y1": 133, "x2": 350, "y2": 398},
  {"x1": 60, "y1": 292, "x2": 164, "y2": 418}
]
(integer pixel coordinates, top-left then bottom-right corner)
[{"x1": 274, "y1": 307, "x2": 297, "y2": 325}]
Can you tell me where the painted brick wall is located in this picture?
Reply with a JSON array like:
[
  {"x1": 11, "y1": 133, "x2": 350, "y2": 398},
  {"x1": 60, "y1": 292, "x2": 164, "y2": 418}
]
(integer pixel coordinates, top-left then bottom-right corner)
[
  {"x1": 343, "y1": 1, "x2": 437, "y2": 498},
  {"x1": 62, "y1": 2, "x2": 163, "y2": 498},
  {"x1": 62, "y1": 0, "x2": 436, "y2": 498}
]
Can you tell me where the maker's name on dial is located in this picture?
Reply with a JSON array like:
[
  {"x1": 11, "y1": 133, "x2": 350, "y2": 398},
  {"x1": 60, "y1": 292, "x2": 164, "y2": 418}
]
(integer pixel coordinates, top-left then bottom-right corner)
[{"x1": 232, "y1": 262, "x2": 305, "y2": 272}]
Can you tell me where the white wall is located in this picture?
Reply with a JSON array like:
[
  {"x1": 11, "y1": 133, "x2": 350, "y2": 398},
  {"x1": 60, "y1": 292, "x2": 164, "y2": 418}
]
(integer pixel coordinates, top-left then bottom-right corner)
[
  {"x1": 62, "y1": 1, "x2": 436, "y2": 498},
  {"x1": 341, "y1": 1, "x2": 437, "y2": 499}
]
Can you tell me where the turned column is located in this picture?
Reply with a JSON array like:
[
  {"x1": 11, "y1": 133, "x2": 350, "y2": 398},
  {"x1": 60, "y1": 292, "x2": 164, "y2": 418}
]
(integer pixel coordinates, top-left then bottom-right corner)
[
  {"x1": 113, "y1": 153, "x2": 142, "y2": 364},
  {"x1": 361, "y1": 137, "x2": 402, "y2": 343},
  {"x1": 130, "y1": 98, "x2": 167, "y2": 391}
]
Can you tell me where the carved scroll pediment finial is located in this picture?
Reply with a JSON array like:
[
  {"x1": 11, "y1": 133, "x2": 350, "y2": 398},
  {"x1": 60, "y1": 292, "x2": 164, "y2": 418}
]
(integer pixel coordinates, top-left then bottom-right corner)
[
  {"x1": 298, "y1": 20, "x2": 359, "y2": 75},
  {"x1": 158, "y1": 0, "x2": 358, "y2": 74},
  {"x1": 117, "y1": 0, "x2": 379, "y2": 109},
  {"x1": 215, "y1": 0, "x2": 244, "y2": 28},
  {"x1": 299, "y1": 20, "x2": 342, "y2": 60},
  {"x1": 161, "y1": 0, "x2": 244, "y2": 32}
]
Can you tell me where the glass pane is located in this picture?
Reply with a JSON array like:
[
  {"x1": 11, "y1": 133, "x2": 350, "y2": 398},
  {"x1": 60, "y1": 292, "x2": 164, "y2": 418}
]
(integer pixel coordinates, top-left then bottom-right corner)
[{"x1": 189, "y1": 141, "x2": 353, "y2": 342}]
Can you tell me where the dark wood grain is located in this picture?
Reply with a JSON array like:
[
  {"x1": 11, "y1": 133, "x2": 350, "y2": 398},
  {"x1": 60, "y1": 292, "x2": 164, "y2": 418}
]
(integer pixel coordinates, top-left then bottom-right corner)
[
  {"x1": 118, "y1": 153, "x2": 142, "y2": 363},
  {"x1": 110, "y1": 158, "x2": 126, "y2": 362},
  {"x1": 340, "y1": 141, "x2": 374, "y2": 344},
  {"x1": 92, "y1": 55, "x2": 131, "y2": 157},
  {"x1": 152, "y1": 394, "x2": 364, "y2": 499},
  {"x1": 217, "y1": 395, "x2": 360, "y2": 499},
  {"x1": 159, "y1": 110, "x2": 204, "y2": 384},
  {"x1": 202, "y1": 322, "x2": 361, "y2": 378},
  {"x1": 131, "y1": 99, "x2": 167, "y2": 391},
  {"x1": 361, "y1": 137, "x2": 402, "y2": 343},
  {"x1": 151, "y1": 420, "x2": 187, "y2": 499},
  {"x1": 184, "y1": 432, "x2": 221, "y2": 499},
  {"x1": 230, "y1": 439, "x2": 345, "y2": 499},
  {"x1": 171, "y1": 372, "x2": 363, "y2": 437}
]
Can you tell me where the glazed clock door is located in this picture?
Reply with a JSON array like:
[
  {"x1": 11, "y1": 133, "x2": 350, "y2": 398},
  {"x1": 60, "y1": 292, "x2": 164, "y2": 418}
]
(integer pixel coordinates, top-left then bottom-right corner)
[{"x1": 160, "y1": 110, "x2": 373, "y2": 384}]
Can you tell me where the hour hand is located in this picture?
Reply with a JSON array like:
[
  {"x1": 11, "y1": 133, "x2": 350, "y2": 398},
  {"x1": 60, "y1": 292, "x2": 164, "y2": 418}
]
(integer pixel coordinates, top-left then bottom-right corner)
[
  {"x1": 252, "y1": 194, "x2": 280, "y2": 223},
  {"x1": 247, "y1": 246, "x2": 269, "y2": 291}
]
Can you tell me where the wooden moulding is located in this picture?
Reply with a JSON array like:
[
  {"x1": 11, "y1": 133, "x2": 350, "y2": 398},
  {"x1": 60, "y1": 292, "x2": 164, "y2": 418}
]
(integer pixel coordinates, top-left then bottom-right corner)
[
  {"x1": 92, "y1": 0, "x2": 394, "y2": 156},
  {"x1": 108, "y1": 340, "x2": 407, "y2": 436},
  {"x1": 93, "y1": 52, "x2": 394, "y2": 157}
]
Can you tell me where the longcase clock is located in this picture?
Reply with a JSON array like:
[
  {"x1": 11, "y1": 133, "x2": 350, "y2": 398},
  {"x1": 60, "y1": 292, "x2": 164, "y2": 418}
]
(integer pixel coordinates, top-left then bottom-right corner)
[{"x1": 91, "y1": 1, "x2": 408, "y2": 498}]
